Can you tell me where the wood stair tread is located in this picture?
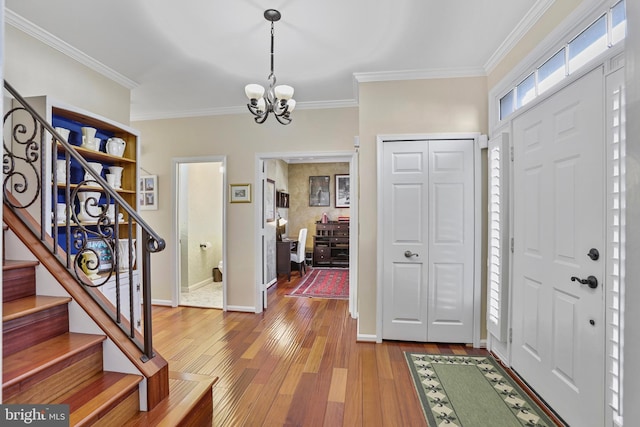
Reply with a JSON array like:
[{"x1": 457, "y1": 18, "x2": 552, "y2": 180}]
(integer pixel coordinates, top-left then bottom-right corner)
[
  {"x1": 55, "y1": 371, "x2": 142, "y2": 426},
  {"x1": 124, "y1": 371, "x2": 217, "y2": 426},
  {"x1": 3, "y1": 295, "x2": 73, "y2": 322},
  {"x1": 3, "y1": 332, "x2": 106, "y2": 387},
  {"x1": 2, "y1": 259, "x2": 40, "y2": 271}
]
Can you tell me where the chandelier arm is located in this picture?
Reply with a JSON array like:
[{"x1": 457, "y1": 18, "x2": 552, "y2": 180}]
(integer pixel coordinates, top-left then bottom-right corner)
[
  {"x1": 255, "y1": 111, "x2": 270, "y2": 124},
  {"x1": 274, "y1": 113, "x2": 292, "y2": 125}
]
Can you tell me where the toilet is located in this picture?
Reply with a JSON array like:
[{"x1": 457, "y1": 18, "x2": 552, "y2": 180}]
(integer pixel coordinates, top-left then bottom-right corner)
[{"x1": 213, "y1": 261, "x2": 223, "y2": 282}]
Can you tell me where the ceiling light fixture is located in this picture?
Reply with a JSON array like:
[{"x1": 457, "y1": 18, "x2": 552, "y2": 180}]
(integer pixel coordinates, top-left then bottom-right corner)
[{"x1": 245, "y1": 9, "x2": 295, "y2": 125}]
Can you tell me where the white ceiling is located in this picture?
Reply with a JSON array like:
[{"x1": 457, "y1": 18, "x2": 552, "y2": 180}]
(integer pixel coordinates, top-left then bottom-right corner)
[{"x1": 5, "y1": 0, "x2": 551, "y2": 121}]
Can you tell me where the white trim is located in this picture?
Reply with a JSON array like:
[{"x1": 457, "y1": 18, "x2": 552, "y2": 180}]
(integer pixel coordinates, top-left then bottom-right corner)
[
  {"x1": 5, "y1": 9, "x2": 138, "y2": 90},
  {"x1": 226, "y1": 305, "x2": 256, "y2": 313},
  {"x1": 375, "y1": 133, "x2": 482, "y2": 345},
  {"x1": 254, "y1": 150, "x2": 359, "y2": 315},
  {"x1": 484, "y1": 0, "x2": 557, "y2": 73},
  {"x1": 131, "y1": 99, "x2": 359, "y2": 122},
  {"x1": 151, "y1": 299, "x2": 173, "y2": 306},
  {"x1": 356, "y1": 333, "x2": 377, "y2": 343},
  {"x1": 354, "y1": 67, "x2": 486, "y2": 84},
  {"x1": 172, "y1": 156, "x2": 227, "y2": 310}
]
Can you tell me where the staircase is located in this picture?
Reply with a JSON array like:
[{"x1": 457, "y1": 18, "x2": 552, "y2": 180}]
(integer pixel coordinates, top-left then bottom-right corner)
[
  {"x1": 2, "y1": 82, "x2": 215, "y2": 425},
  {"x1": 3, "y1": 259, "x2": 142, "y2": 425}
]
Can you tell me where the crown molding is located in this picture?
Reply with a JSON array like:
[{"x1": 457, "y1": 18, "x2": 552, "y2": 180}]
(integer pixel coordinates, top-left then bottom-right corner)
[
  {"x1": 130, "y1": 99, "x2": 359, "y2": 122},
  {"x1": 353, "y1": 67, "x2": 486, "y2": 83},
  {"x1": 6, "y1": 9, "x2": 139, "y2": 89},
  {"x1": 484, "y1": 0, "x2": 556, "y2": 74}
]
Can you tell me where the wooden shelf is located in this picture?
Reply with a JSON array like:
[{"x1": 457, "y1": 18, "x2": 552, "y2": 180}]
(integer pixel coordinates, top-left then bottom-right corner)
[
  {"x1": 57, "y1": 143, "x2": 136, "y2": 165},
  {"x1": 56, "y1": 183, "x2": 136, "y2": 194}
]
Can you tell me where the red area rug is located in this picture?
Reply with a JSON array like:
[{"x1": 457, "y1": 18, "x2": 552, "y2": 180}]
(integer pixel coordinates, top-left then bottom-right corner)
[{"x1": 288, "y1": 268, "x2": 349, "y2": 299}]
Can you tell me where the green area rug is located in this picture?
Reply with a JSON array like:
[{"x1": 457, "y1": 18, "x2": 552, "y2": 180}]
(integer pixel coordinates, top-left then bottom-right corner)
[{"x1": 405, "y1": 353, "x2": 557, "y2": 427}]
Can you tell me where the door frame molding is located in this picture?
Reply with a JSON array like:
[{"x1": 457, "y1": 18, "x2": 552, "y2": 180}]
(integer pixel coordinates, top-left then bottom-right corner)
[
  {"x1": 375, "y1": 133, "x2": 483, "y2": 347},
  {"x1": 171, "y1": 155, "x2": 227, "y2": 309}
]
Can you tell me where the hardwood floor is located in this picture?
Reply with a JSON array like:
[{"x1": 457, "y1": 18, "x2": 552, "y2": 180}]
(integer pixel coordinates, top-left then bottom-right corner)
[{"x1": 152, "y1": 272, "x2": 489, "y2": 426}]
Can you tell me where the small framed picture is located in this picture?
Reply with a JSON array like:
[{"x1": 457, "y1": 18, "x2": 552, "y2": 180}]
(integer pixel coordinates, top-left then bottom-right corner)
[
  {"x1": 335, "y1": 174, "x2": 350, "y2": 208},
  {"x1": 139, "y1": 175, "x2": 158, "y2": 210},
  {"x1": 230, "y1": 183, "x2": 252, "y2": 203},
  {"x1": 309, "y1": 176, "x2": 330, "y2": 207},
  {"x1": 85, "y1": 238, "x2": 113, "y2": 272}
]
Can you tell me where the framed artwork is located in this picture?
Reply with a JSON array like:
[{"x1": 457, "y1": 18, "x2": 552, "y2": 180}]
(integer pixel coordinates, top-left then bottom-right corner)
[
  {"x1": 230, "y1": 183, "x2": 252, "y2": 203},
  {"x1": 335, "y1": 174, "x2": 350, "y2": 208},
  {"x1": 85, "y1": 238, "x2": 113, "y2": 272},
  {"x1": 265, "y1": 179, "x2": 275, "y2": 222},
  {"x1": 139, "y1": 175, "x2": 158, "y2": 210},
  {"x1": 309, "y1": 175, "x2": 330, "y2": 207}
]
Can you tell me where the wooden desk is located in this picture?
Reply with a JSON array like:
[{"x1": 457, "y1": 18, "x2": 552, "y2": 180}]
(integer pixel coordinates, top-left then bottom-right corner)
[{"x1": 276, "y1": 239, "x2": 297, "y2": 281}]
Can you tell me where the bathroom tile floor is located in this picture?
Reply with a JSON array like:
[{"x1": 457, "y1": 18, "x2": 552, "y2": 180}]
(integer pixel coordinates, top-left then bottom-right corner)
[{"x1": 180, "y1": 281, "x2": 222, "y2": 309}]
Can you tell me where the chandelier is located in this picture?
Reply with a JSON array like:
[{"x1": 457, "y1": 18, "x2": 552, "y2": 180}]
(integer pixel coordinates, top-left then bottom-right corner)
[{"x1": 245, "y1": 9, "x2": 296, "y2": 125}]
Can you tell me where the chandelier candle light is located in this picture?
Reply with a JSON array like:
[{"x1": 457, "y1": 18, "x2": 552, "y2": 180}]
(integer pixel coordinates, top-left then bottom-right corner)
[{"x1": 245, "y1": 9, "x2": 296, "y2": 125}]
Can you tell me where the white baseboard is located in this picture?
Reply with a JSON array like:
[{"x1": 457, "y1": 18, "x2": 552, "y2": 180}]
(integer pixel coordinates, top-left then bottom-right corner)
[
  {"x1": 226, "y1": 305, "x2": 256, "y2": 313},
  {"x1": 356, "y1": 333, "x2": 377, "y2": 342},
  {"x1": 151, "y1": 299, "x2": 173, "y2": 306},
  {"x1": 186, "y1": 278, "x2": 213, "y2": 292}
]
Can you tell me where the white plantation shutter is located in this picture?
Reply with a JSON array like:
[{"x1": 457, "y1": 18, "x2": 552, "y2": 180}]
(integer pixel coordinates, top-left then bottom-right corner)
[
  {"x1": 606, "y1": 67, "x2": 625, "y2": 422},
  {"x1": 487, "y1": 133, "x2": 510, "y2": 341}
]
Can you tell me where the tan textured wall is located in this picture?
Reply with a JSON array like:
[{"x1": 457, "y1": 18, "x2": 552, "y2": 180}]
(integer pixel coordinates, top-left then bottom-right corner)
[
  {"x1": 287, "y1": 163, "x2": 350, "y2": 250},
  {"x1": 5, "y1": 26, "x2": 131, "y2": 125}
]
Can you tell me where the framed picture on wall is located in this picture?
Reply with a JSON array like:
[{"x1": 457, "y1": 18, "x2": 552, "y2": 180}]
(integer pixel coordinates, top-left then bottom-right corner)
[
  {"x1": 139, "y1": 175, "x2": 158, "y2": 210},
  {"x1": 230, "y1": 183, "x2": 251, "y2": 203},
  {"x1": 309, "y1": 176, "x2": 330, "y2": 207},
  {"x1": 265, "y1": 179, "x2": 275, "y2": 222},
  {"x1": 335, "y1": 174, "x2": 350, "y2": 208}
]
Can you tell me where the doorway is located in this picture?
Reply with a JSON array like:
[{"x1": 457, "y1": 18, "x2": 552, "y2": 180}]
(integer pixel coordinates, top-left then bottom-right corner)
[
  {"x1": 255, "y1": 151, "x2": 358, "y2": 316},
  {"x1": 174, "y1": 157, "x2": 226, "y2": 309}
]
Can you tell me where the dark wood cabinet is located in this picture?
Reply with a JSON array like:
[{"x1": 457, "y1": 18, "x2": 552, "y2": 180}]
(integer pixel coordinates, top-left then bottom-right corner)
[{"x1": 313, "y1": 221, "x2": 349, "y2": 268}]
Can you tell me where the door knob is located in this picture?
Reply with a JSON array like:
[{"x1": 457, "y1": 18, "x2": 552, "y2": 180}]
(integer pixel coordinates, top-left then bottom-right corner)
[
  {"x1": 404, "y1": 251, "x2": 419, "y2": 258},
  {"x1": 570, "y1": 275, "x2": 598, "y2": 289}
]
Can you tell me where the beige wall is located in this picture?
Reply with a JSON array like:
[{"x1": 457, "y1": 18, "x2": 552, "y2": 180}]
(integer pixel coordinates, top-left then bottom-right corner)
[
  {"x1": 133, "y1": 109, "x2": 358, "y2": 307},
  {"x1": 287, "y1": 163, "x2": 350, "y2": 247},
  {"x1": 488, "y1": 0, "x2": 583, "y2": 88},
  {"x1": 5, "y1": 26, "x2": 131, "y2": 125},
  {"x1": 357, "y1": 76, "x2": 489, "y2": 335}
]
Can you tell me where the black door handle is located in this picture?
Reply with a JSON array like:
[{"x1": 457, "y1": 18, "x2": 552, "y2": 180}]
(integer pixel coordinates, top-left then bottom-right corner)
[{"x1": 570, "y1": 275, "x2": 598, "y2": 289}]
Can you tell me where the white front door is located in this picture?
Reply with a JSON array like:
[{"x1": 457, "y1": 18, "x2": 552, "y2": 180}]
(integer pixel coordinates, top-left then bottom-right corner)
[
  {"x1": 511, "y1": 67, "x2": 605, "y2": 427},
  {"x1": 381, "y1": 138, "x2": 475, "y2": 343}
]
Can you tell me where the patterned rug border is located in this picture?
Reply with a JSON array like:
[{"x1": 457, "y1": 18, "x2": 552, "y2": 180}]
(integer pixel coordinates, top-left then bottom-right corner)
[
  {"x1": 404, "y1": 352, "x2": 558, "y2": 427},
  {"x1": 287, "y1": 267, "x2": 349, "y2": 300}
]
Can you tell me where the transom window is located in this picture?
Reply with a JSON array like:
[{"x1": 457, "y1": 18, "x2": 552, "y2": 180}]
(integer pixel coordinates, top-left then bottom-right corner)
[{"x1": 499, "y1": 0, "x2": 626, "y2": 120}]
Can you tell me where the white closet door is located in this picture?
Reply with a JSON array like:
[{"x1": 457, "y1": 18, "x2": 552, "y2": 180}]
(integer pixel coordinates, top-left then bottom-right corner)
[{"x1": 381, "y1": 138, "x2": 475, "y2": 343}]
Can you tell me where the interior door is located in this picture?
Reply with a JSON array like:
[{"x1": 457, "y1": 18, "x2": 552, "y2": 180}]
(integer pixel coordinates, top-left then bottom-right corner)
[
  {"x1": 511, "y1": 67, "x2": 605, "y2": 427},
  {"x1": 381, "y1": 139, "x2": 475, "y2": 343}
]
